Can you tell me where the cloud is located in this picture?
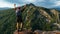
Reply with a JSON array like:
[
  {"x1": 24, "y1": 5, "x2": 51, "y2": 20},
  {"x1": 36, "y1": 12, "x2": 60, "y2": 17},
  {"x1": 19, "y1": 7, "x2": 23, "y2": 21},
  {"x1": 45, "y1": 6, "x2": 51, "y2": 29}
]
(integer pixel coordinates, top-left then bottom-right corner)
[
  {"x1": 24, "y1": 0, "x2": 36, "y2": 3},
  {"x1": 23, "y1": 0, "x2": 45, "y2": 3},
  {"x1": 54, "y1": 1, "x2": 60, "y2": 6},
  {"x1": 34, "y1": 0, "x2": 60, "y2": 8},
  {"x1": 0, "y1": 0, "x2": 60, "y2": 8},
  {"x1": 0, "y1": 0, "x2": 14, "y2": 8},
  {"x1": 5, "y1": 0, "x2": 24, "y2": 4},
  {"x1": 5, "y1": 0, "x2": 45, "y2": 4},
  {"x1": 0, "y1": 0, "x2": 25, "y2": 8}
]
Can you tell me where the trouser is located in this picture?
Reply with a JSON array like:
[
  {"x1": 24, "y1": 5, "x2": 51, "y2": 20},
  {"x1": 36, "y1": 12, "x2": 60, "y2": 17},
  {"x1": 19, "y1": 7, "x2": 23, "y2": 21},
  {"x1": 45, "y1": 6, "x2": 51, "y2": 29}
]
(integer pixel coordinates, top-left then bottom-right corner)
[{"x1": 16, "y1": 15, "x2": 23, "y2": 31}]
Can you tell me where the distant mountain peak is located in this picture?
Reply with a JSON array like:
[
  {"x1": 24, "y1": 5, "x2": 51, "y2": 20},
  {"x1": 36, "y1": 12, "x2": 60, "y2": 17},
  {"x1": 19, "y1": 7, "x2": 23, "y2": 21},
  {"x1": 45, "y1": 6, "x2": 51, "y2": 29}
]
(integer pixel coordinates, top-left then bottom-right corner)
[
  {"x1": 29, "y1": 3, "x2": 35, "y2": 6},
  {"x1": 26, "y1": 3, "x2": 35, "y2": 6},
  {"x1": 0, "y1": 7, "x2": 10, "y2": 10}
]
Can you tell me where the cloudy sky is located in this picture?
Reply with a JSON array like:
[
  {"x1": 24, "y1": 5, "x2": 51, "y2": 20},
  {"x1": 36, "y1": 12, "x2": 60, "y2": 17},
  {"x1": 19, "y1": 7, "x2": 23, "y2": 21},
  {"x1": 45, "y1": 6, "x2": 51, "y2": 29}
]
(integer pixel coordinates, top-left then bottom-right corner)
[{"x1": 0, "y1": 0, "x2": 60, "y2": 8}]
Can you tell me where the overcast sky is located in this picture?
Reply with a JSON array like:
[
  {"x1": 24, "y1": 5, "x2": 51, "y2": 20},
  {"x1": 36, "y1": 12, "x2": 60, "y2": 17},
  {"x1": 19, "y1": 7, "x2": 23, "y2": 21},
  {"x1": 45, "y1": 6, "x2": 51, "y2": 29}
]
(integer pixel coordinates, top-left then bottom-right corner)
[{"x1": 0, "y1": 0, "x2": 60, "y2": 8}]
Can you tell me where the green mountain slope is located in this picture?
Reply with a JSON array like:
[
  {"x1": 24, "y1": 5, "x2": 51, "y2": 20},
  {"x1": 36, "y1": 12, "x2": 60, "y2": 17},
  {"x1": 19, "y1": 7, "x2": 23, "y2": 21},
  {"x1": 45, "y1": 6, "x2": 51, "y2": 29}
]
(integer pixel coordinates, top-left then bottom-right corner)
[
  {"x1": 22, "y1": 3, "x2": 60, "y2": 30},
  {"x1": 0, "y1": 9, "x2": 16, "y2": 34},
  {"x1": 0, "y1": 3, "x2": 60, "y2": 34}
]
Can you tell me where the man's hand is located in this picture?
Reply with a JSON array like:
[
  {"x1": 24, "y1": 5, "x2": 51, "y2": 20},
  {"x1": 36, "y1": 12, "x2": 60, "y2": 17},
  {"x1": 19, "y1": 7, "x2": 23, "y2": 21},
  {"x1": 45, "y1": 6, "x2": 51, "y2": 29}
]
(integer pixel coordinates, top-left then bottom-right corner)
[{"x1": 14, "y1": 4, "x2": 16, "y2": 8}]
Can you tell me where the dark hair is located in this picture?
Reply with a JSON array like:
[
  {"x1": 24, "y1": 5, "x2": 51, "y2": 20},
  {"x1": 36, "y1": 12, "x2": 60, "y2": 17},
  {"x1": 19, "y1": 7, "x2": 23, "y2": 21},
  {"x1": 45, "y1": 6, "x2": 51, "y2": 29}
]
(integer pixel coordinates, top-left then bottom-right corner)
[{"x1": 18, "y1": 7, "x2": 20, "y2": 9}]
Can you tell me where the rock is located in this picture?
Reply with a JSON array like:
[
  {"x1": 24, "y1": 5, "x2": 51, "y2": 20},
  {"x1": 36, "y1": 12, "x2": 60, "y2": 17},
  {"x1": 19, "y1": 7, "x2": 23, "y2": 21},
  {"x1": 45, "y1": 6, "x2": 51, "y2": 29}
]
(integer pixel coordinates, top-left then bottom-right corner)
[
  {"x1": 33, "y1": 30, "x2": 42, "y2": 34},
  {"x1": 14, "y1": 30, "x2": 33, "y2": 34}
]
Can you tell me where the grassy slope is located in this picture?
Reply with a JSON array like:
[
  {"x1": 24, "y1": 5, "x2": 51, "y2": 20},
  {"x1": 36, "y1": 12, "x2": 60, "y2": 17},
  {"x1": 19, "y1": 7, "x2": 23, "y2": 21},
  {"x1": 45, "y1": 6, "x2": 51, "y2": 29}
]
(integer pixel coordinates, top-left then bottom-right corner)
[{"x1": 0, "y1": 9, "x2": 16, "y2": 34}]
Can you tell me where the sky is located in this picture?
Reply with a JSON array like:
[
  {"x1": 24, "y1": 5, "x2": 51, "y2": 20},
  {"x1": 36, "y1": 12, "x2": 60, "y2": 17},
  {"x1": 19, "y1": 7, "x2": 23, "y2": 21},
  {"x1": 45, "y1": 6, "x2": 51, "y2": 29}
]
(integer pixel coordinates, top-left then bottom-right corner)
[{"x1": 0, "y1": 0, "x2": 60, "y2": 8}]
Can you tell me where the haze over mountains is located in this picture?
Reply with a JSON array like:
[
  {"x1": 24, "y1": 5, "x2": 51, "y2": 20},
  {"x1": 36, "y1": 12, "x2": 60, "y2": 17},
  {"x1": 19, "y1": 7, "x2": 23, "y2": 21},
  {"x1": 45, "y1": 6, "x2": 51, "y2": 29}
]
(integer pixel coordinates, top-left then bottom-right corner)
[
  {"x1": 0, "y1": 7, "x2": 10, "y2": 10},
  {"x1": 55, "y1": 7, "x2": 60, "y2": 11}
]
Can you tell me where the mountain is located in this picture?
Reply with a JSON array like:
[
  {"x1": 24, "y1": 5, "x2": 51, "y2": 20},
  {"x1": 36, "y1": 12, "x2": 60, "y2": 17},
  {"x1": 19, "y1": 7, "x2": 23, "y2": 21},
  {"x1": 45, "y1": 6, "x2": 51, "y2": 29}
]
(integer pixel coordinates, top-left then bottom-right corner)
[
  {"x1": 0, "y1": 3, "x2": 60, "y2": 34},
  {"x1": 55, "y1": 7, "x2": 60, "y2": 11},
  {"x1": 0, "y1": 7, "x2": 10, "y2": 10},
  {"x1": 52, "y1": 7, "x2": 60, "y2": 11},
  {"x1": 23, "y1": 3, "x2": 60, "y2": 31}
]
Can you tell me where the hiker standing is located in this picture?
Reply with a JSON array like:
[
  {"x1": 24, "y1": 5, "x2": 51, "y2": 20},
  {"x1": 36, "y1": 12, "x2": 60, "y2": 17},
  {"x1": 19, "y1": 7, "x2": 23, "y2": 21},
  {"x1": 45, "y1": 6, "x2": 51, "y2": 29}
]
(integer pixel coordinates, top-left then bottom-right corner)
[{"x1": 14, "y1": 4, "x2": 26, "y2": 32}]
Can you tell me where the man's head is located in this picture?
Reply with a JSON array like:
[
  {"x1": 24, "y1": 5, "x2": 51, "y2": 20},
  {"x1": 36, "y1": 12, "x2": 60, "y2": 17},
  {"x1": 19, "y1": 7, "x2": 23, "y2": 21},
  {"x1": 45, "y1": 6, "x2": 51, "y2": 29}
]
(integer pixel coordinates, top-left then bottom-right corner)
[{"x1": 16, "y1": 7, "x2": 20, "y2": 10}]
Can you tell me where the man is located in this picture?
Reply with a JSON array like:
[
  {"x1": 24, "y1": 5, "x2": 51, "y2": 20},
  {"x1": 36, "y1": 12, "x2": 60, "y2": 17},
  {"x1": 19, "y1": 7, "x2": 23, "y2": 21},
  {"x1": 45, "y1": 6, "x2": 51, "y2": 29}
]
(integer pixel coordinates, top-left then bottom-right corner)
[{"x1": 14, "y1": 4, "x2": 26, "y2": 31}]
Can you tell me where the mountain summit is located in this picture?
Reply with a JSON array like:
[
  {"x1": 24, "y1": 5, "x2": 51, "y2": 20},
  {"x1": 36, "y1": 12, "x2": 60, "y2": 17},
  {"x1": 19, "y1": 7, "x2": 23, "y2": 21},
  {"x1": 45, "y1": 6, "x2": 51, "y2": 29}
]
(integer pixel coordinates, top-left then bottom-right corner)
[
  {"x1": 29, "y1": 3, "x2": 35, "y2": 6},
  {"x1": 26, "y1": 3, "x2": 35, "y2": 7}
]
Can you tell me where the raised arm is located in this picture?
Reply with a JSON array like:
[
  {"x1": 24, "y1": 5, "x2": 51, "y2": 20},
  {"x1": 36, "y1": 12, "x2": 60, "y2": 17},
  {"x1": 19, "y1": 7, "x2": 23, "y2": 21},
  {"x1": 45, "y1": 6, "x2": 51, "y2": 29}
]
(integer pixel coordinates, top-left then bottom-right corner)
[
  {"x1": 20, "y1": 5, "x2": 26, "y2": 12},
  {"x1": 14, "y1": 4, "x2": 16, "y2": 10}
]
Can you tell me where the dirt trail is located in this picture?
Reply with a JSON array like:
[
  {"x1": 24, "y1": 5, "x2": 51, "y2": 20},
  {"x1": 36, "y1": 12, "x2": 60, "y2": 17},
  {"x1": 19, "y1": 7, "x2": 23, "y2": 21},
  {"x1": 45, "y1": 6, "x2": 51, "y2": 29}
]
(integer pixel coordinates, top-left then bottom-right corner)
[
  {"x1": 14, "y1": 30, "x2": 60, "y2": 34},
  {"x1": 14, "y1": 30, "x2": 26, "y2": 34},
  {"x1": 14, "y1": 30, "x2": 32, "y2": 34}
]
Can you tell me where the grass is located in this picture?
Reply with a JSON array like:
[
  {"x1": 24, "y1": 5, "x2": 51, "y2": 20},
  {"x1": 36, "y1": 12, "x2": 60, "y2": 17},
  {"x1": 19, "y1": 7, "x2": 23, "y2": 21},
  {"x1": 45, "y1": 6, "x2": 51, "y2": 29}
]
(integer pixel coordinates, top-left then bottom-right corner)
[{"x1": 0, "y1": 9, "x2": 16, "y2": 34}]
